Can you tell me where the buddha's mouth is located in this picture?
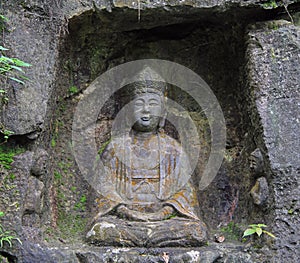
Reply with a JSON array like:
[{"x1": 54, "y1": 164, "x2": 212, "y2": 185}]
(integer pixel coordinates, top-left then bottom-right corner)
[{"x1": 141, "y1": 116, "x2": 150, "y2": 121}]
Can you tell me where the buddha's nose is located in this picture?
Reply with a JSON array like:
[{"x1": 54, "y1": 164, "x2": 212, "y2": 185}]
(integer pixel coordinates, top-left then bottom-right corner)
[{"x1": 143, "y1": 104, "x2": 150, "y2": 112}]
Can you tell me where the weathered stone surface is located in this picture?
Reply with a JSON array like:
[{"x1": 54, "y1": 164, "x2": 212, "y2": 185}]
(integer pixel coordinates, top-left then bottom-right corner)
[
  {"x1": 246, "y1": 20, "x2": 300, "y2": 262},
  {"x1": 31, "y1": 148, "x2": 49, "y2": 178},
  {"x1": 0, "y1": 148, "x2": 51, "y2": 259},
  {"x1": 23, "y1": 176, "x2": 44, "y2": 218},
  {"x1": 250, "y1": 177, "x2": 269, "y2": 205},
  {"x1": 1, "y1": 4, "x2": 61, "y2": 136},
  {"x1": 0, "y1": 1, "x2": 299, "y2": 262},
  {"x1": 2, "y1": 241, "x2": 256, "y2": 263},
  {"x1": 85, "y1": 72, "x2": 208, "y2": 247},
  {"x1": 12, "y1": 150, "x2": 48, "y2": 218},
  {"x1": 0, "y1": 0, "x2": 297, "y2": 136},
  {"x1": 249, "y1": 148, "x2": 264, "y2": 175},
  {"x1": 87, "y1": 217, "x2": 208, "y2": 247},
  {"x1": 67, "y1": 0, "x2": 298, "y2": 17}
]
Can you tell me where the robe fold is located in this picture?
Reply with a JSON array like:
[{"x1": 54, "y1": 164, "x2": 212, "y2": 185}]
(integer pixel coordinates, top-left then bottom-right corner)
[{"x1": 95, "y1": 132, "x2": 200, "y2": 221}]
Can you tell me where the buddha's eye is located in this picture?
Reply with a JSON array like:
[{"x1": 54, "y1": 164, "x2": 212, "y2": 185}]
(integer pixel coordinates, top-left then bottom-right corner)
[
  {"x1": 149, "y1": 100, "x2": 159, "y2": 106},
  {"x1": 134, "y1": 99, "x2": 144, "y2": 107}
]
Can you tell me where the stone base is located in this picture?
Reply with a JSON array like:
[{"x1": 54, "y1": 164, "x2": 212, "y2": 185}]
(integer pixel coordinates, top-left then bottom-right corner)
[
  {"x1": 1, "y1": 241, "x2": 267, "y2": 263},
  {"x1": 75, "y1": 245, "x2": 252, "y2": 263},
  {"x1": 86, "y1": 216, "x2": 208, "y2": 247}
]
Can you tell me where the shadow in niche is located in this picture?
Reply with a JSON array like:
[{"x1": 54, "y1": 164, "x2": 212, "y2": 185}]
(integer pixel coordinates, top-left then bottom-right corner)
[
  {"x1": 0, "y1": 134, "x2": 35, "y2": 150},
  {"x1": 0, "y1": 252, "x2": 17, "y2": 263}
]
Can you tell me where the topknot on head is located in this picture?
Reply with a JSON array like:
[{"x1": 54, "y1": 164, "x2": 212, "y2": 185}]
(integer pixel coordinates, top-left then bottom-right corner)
[{"x1": 131, "y1": 66, "x2": 168, "y2": 98}]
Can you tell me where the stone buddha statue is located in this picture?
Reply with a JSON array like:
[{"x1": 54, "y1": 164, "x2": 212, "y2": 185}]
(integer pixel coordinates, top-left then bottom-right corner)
[{"x1": 86, "y1": 67, "x2": 207, "y2": 247}]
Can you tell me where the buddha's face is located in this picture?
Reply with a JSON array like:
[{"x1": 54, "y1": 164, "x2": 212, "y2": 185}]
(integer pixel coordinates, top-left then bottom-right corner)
[
  {"x1": 249, "y1": 149, "x2": 263, "y2": 174},
  {"x1": 132, "y1": 92, "x2": 162, "y2": 132}
]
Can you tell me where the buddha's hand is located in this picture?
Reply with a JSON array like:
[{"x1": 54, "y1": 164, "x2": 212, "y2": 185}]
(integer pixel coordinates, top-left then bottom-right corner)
[
  {"x1": 116, "y1": 205, "x2": 149, "y2": 221},
  {"x1": 146, "y1": 206, "x2": 176, "y2": 221},
  {"x1": 116, "y1": 205, "x2": 175, "y2": 222}
]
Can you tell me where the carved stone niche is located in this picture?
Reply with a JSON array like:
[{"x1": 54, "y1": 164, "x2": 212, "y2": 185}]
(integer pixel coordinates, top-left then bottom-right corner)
[{"x1": 57, "y1": 5, "x2": 261, "y2": 252}]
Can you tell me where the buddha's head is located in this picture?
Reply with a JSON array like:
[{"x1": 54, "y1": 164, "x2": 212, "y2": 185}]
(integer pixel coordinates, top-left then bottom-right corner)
[{"x1": 130, "y1": 67, "x2": 167, "y2": 133}]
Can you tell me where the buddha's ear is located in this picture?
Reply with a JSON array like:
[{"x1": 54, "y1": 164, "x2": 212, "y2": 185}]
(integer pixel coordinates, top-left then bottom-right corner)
[
  {"x1": 159, "y1": 95, "x2": 167, "y2": 130},
  {"x1": 125, "y1": 106, "x2": 135, "y2": 129},
  {"x1": 159, "y1": 111, "x2": 167, "y2": 130}
]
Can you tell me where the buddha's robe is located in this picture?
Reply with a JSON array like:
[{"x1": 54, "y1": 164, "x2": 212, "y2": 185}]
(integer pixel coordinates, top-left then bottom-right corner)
[{"x1": 87, "y1": 132, "x2": 207, "y2": 247}]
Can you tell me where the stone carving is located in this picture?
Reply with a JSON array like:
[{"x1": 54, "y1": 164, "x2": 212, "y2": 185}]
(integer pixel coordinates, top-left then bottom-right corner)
[
  {"x1": 250, "y1": 177, "x2": 269, "y2": 205},
  {"x1": 31, "y1": 148, "x2": 49, "y2": 178},
  {"x1": 249, "y1": 148, "x2": 269, "y2": 205},
  {"x1": 249, "y1": 148, "x2": 264, "y2": 175},
  {"x1": 23, "y1": 176, "x2": 44, "y2": 226},
  {"x1": 86, "y1": 67, "x2": 207, "y2": 247}
]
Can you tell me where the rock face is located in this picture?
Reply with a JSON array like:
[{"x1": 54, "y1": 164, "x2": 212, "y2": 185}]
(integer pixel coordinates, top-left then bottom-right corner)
[
  {"x1": 0, "y1": 3, "x2": 61, "y2": 136},
  {"x1": 0, "y1": 0, "x2": 299, "y2": 262},
  {"x1": 245, "y1": 20, "x2": 300, "y2": 262},
  {"x1": 3, "y1": 242, "x2": 259, "y2": 263}
]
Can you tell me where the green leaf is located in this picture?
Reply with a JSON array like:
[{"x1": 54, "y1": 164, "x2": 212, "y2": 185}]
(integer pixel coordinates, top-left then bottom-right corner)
[
  {"x1": 8, "y1": 77, "x2": 25, "y2": 84},
  {"x1": 18, "y1": 75, "x2": 30, "y2": 80},
  {"x1": 3, "y1": 237, "x2": 12, "y2": 247},
  {"x1": 0, "y1": 211, "x2": 4, "y2": 217},
  {"x1": 0, "y1": 56, "x2": 14, "y2": 63},
  {"x1": 0, "y1": 15, "x2": 9, "y2": 22},
  {"x1": 257, "y1": 224, "x2": 267, "y2": 228},
  {"x1": 68, "y1": 86, "x2": 79, "y2": 94},
  {"x1": 288, "y1": 209, "x2": 294, "y2": 214},
  {"x1": 12, "y1": 58, "x2": 31, "y2": 67},
  {"x1": 4, "y1": 130, "x2": 13, "y2": 136},
  {"x1": 0, "y1": 68, "x2": 10, "y2": 74},
  {"x1": 256, "y1": 227, "x2": 263, "y2": 237},
  {"x1": 15, "y1": 237, "x2": 22, "y2": 245},
  {"x1": 249, "y1": 224, "x2": 258, "y2": 228},
  {"x1": 0, "y1": 46, "x2": 8, "y2": 51},
  {"x1": 51, "y1": 138, "x2": 56, "y2": 148},
  {"x1": 263, "y1": 230, "x2": 276, "y2": 239},
  {"x1": 10, "y1": 65, "x2": 24, "y2": 72},
  {"x1": 243, "y1": 228, "x2": 256, "y2": 237}
]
